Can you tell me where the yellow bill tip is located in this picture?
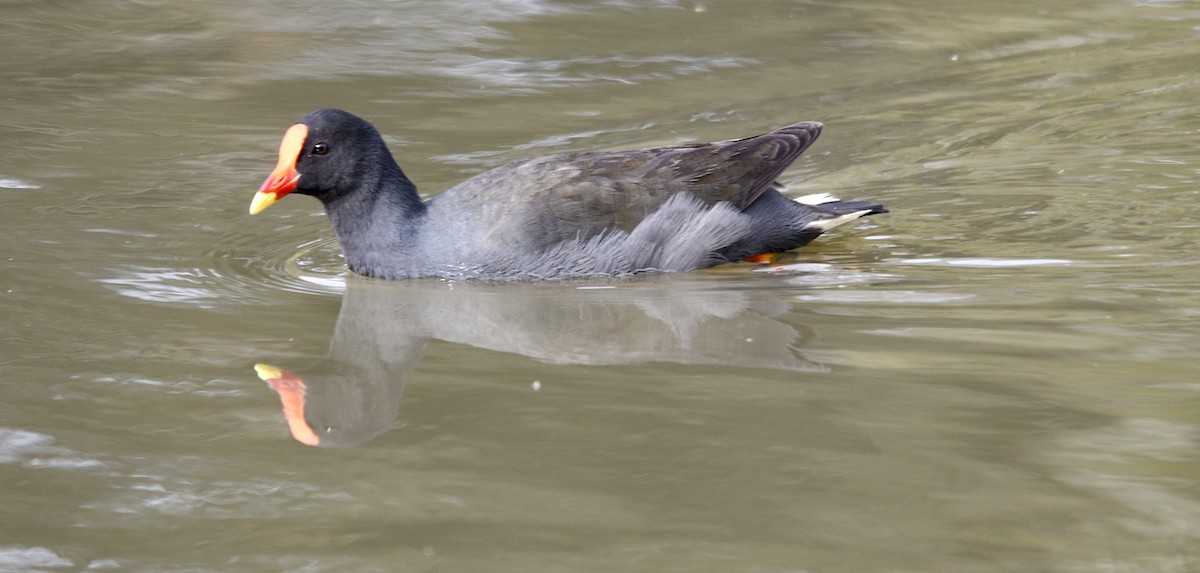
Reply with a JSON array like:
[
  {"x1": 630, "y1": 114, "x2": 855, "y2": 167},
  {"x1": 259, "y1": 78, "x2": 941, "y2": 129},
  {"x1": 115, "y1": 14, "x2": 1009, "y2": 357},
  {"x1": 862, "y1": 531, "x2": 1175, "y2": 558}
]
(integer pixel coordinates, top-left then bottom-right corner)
[
  {"x1": 248, "y1": 191, "x2": 278, "y2": 215},
  {"x1": 250, "y1": 123, "x2": 307, "y2": 215}
]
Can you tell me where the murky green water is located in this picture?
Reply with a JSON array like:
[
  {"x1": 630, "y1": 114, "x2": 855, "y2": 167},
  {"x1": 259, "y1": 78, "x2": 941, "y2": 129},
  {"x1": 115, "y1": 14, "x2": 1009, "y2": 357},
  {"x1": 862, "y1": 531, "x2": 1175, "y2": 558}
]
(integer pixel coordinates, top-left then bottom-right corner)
[{"x1": 2, "y1": 1, "x2": 1198, "y2": 571}]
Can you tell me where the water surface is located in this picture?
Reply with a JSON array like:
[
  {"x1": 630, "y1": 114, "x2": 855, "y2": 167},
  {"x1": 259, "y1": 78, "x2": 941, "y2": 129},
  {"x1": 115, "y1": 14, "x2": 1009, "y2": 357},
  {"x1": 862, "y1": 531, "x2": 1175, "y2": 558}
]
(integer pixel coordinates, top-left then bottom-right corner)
[{"x1": 2, "y1": 1, "x2": 1198, "y2": 571}]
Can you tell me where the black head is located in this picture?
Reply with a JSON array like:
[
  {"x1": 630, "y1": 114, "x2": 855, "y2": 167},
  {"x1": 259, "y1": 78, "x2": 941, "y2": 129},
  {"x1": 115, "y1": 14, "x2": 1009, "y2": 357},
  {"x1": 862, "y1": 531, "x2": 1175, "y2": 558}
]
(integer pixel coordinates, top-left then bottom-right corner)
[
  {"x1": 251, "y1": 108, "x2": 407, "y2": 214},
  {"x1": 293, "y1": 109, "x2": 390, "y2": 199}
]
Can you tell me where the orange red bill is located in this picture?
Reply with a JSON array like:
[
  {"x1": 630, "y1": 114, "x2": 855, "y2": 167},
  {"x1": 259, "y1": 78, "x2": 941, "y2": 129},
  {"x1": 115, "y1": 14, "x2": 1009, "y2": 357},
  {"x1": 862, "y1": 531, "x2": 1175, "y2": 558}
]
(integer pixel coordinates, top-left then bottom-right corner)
[{"x1": 249, "y1": 123, "x2": 308, "y2": 215}]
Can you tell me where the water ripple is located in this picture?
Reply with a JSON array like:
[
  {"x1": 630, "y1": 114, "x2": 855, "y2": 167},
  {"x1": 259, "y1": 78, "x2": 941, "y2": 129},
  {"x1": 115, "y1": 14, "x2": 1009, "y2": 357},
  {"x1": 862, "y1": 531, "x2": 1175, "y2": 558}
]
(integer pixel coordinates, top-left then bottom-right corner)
[
  {"x1": 0, "y1": 176, "x2": 41, "y2": 189},
  {"x1": 0, "y1": 547, "x2": 73, "y2": 572},
  {"x1": 752, "y1": 262, "x2": 900, "y2": 287},
  {"x1": 432, "y1": 53, "x2": 755, "y2": 91},
  {"x1": 794, "y1": 290, "x2": 976, "y2": 304},
  {"x1": 898, "y1": 257, "x2": 1074, "y2": 268},
  {"x1": 98, "y1": 236, "x2": 345, "y2": 309},
  {"x1": 0, "y1": 428, "x2": 104, "y2": 469}
]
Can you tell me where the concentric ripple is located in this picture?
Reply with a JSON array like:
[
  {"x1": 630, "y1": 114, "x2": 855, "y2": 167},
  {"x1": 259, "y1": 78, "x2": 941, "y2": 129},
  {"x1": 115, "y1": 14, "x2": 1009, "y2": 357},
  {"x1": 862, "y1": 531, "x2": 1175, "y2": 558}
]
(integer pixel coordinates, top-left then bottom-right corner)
[{"x1": 98, "y1": 234, "x2": 346, "y2": 310}]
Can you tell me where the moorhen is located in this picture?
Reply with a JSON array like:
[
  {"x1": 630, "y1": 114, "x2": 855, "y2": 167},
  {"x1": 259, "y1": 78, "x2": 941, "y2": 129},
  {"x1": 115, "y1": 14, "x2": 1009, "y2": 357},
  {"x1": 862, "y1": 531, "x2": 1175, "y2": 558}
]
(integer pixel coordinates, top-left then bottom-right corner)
[{"x1": 250, "y1": 108, "x2": 885, "y2": 280}]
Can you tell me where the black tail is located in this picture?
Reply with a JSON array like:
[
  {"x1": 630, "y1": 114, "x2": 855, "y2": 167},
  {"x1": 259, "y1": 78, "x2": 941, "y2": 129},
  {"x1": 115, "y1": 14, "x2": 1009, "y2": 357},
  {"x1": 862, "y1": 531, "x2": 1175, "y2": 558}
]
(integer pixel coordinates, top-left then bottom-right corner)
[{"x1": 817, "y1": 200, "x2": 888, "y2": 217}]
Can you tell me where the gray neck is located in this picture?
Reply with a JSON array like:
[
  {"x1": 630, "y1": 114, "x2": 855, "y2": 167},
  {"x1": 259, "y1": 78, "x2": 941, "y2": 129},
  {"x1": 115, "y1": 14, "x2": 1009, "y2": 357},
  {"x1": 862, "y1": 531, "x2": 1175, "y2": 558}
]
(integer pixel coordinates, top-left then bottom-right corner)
[{"x1": 324, "y1": 180, "x2": 428, "y2": 279}]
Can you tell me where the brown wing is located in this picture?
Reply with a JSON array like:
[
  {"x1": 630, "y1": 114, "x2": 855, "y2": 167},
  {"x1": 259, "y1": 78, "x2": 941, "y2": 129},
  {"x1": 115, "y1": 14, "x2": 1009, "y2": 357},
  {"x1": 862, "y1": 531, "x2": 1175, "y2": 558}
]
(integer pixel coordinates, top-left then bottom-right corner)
[
  {"x1": 435, "y1": 122, "x2": 823, "y2": 251},
  {"x1": 635, "y1": 121, "x2": 824, "y2": 211}
]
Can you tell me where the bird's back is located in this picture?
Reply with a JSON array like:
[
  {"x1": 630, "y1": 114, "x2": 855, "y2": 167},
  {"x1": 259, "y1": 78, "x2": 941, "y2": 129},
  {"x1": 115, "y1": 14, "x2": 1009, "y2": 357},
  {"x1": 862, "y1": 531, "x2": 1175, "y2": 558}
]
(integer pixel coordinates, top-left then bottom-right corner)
[{"x1": 425, "y1": 122, "x2": 825, "y2": 256}]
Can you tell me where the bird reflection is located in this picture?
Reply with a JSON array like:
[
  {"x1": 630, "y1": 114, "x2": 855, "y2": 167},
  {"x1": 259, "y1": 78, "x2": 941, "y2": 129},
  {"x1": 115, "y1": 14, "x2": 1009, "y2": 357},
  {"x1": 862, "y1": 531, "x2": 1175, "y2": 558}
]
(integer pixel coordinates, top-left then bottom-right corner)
[{"x1": 256, "y1": 276, "x2": 824, "y2": 447}]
